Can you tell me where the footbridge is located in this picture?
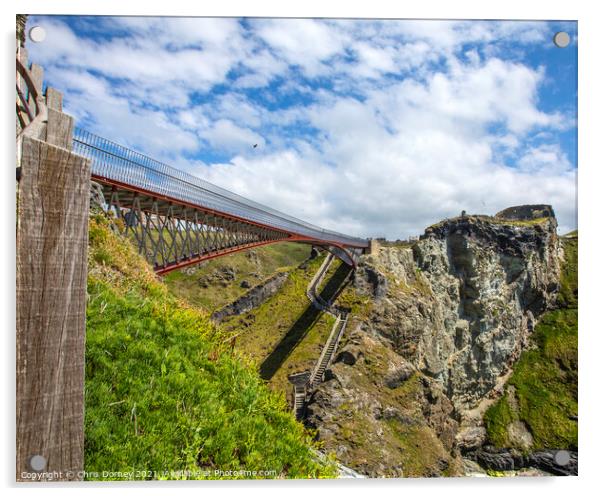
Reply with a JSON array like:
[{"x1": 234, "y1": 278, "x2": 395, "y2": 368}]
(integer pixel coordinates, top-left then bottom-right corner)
[
  {"x1": 72, "y1": 129, "x2": 368, "y2": 274},
  {"x1": 18, "y1": 55, "x2": 368, "y2": 275}
]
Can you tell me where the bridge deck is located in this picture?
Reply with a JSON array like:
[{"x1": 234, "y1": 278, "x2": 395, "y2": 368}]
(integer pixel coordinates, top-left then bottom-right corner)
[
  {"x1": 74, "y1": 128, "x2": 368, "y2": 248},
  {"x1": 73, "y1": 128, "x2": 368, "y2": 272}
]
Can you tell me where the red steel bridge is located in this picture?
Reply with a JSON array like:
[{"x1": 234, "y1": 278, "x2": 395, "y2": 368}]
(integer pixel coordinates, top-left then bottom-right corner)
[
  {"x1": 72, "y1": 129, "x2": 369, "y2": 274},
  {"x1": 17, "y1": 55, "x2": 368, "y2": 275}
]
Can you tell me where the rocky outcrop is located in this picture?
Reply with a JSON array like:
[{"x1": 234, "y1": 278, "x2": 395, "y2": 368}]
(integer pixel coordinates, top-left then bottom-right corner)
[
  {"x1": 467, "y1": 447, "x2": 577, "y2": 476},
  {"x1": 495, "y1": 204, "x2": 555, "y2": 221},
  {"x1": 197, "y1": 266, "x2": 237, "y2": 288},
  {"x1": 306, "y1": 206, "x2": 562, "y2": 476},
  {"x1": 212, "y1": 272, "x2": 289, "y2": 322},
  {"x1": 306, "y1": 326, "x2": 462, "y2": 477},
  {"x1": 414, "y1": 213, "x2": 560, "y2": 408},
  {"x1": 353, "y1": 265, "x2": 388, "y2": 300},
  {"x1": 353, "y1": 210, "x2": 560, "y2": 411}
]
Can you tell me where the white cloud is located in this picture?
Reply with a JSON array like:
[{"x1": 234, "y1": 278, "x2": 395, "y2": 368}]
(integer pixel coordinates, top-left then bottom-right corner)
[
  {"x1": 35, "y1": 64, "x2": 199, "y2": 159},
  {"x1": 254, "y1": 19, "x2": 348, "y2": 77},
  {"x1": 201, "y1": 120, "x2": 265, "y2": 153},
  {"x1": 26, "y1": 16, "x2": 576, "y2": 239},
  {"x1": 29, "y1": 17, "x2": 248, "y2": 100},
  {"x1": 201, "y1": 150, "x2": 339, "y2": 226},
  {"x1": 232, "y1": 48, "x2": 289, "y2": 88},
  {"x1": 517, "y1": 144, "x2": 573, "y2": 175},
  {"x1": 350, "y1": 42, "x2": 396, "y2": 78},
  {"x1": 201, "y1": 55, "x2": 576, "y2": 237}
]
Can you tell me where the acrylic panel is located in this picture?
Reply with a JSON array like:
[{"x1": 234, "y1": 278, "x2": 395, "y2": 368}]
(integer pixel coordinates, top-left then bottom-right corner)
[{"x1": 16, "y1": 16, "x2": 577, "y2": 481}]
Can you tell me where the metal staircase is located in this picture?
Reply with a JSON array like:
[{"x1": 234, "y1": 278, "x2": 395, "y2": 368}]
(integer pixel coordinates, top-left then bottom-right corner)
[
  {"x1": 309, "y1": 312, "x2": 348, "y2": 388},
  {"x1": 289, "y1": 254, "x2": 352, "y2": 420},
  {"x1": 293, "y1": 384, "x2": 308, "y2": 419}
]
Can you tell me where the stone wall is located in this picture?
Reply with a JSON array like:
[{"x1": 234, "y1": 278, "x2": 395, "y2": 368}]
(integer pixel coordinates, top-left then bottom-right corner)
[{"x1": 495, "y1": 204, "x2": 555, "y2": 221}]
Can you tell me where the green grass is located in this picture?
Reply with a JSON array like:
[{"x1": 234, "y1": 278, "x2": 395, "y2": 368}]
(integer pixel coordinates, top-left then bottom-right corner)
[
  {"x1": 483, "y1": 395, "x2": 514, "y2": 448},
  {"x1": 484, "y1": 233, "x2": 578, "y2": 452},
  {"x1": 387, "y1": 422, "x2": 452, "y2": 477},
  {"x1": 85, "y1": 214, "x2": 336, "y2": 479},
  {"x1": 163, "y1": 243, "x2": 310, "y2": 313},
  {"x1": 316, "y1": 256, "x2": 343, "y2": 294},
  {"x1": 336, "y1": 286, "x2": 373, "y2": 321},
  {"x1": 487, "y1": 216, "x2": 552, "y2": 227},
  {"x1": 222, "y1": 255, "x2": 339, "y2": 395},
  {"x1": 508, "y1": 308, "x2": 578, "y2": 450},
  {"x1": 315, "y1": 257, "x2": 375, "y2": 321},
  {"x1": 557, "y1": 233, "x2": 578, "y2": 309}
]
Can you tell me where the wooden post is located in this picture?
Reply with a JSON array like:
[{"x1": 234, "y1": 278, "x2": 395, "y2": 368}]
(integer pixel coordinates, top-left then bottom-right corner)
[
  {"x1": 16, "y1": 48, "x2": 28, "y2": 136},
  {"x1": 16, "y1": 78, "x2": 90, "y2": 480},
  {"x1": 27, "y1": 64, "x2": 43, "y2": 111}
]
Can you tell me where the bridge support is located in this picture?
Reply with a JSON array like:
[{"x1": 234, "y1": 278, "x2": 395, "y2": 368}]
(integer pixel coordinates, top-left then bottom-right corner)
[
  {"x1": 98, "y1": 185, "x2": 290, "y2": 274},
  {"x1": 16, "y1": 49, "x2": 90, "y2": 481},
  {"x1": 366, "y1": 238, "x2": 380, "y2": 255}
]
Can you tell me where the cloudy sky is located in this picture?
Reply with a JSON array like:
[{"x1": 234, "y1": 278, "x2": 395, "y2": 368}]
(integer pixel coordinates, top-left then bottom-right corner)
[{"x1": 27, "y1": 16, "x2": 577, "y2": 238}]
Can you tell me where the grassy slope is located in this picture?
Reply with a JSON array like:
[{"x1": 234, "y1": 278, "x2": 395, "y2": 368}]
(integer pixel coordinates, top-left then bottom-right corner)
[
  {"x1": 484, "y1": 233, "x2": 578, "y2": 451},
  {"x1": 85, "y1": 214, "x2": 335, "y2": 479},
  {"x1": 163, "y1": 243, "x2": 310, "y2": 313},
  {"x1": 219, "y1": 245, "x2": 461, "y2": 476},
  {"x1": 221, "y1": 254, "x2": 337, "y2": 395}
]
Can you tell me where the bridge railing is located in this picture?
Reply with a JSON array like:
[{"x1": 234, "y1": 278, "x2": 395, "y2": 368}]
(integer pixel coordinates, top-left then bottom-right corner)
[{"x1": 72, "y1": 128, "x2": 369, "y2": 249}]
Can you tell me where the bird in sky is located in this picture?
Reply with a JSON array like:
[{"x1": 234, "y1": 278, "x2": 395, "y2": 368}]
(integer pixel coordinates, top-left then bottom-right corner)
[{"x1": 252, "y1": 143, "x2": 258, "y2": 148}]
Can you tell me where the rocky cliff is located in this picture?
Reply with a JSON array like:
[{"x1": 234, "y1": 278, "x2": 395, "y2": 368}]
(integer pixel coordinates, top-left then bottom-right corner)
[
  {"x1": 306, "y1": 206, "x2": 563, "y2": 476},
  {"x1": 412, "y1": 212, "x2": 561, "y2": 409}
]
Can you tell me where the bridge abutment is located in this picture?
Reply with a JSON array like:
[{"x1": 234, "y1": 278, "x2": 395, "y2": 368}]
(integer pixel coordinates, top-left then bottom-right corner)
[{"x1": 366, "y1": 238, "x2": 381, "y2": 255}]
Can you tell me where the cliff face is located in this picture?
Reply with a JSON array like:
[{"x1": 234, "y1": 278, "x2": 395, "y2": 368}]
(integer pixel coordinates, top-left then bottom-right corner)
[
  {"x1": 357, "y1": 212, "x2": 560, "y2": 411},
  {"x1": 306, "y1": 206, "x2": 562, "y2": 476},
  {"x1": 306, "y1": 326, "x2": 462, "y2": 477},
  {"x1": 412, "y1": 214, "x2": 561, "y2": 409}
]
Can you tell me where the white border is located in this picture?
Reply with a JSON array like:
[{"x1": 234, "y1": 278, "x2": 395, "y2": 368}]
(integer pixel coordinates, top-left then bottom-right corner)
[{"x1": 2, "y1": 1, "x2": 600, "y2": 495}]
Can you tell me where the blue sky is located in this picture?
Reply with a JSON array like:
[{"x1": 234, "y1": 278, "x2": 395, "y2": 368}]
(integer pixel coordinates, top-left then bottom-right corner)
[{"x1": 27, "y1": 16, "x2": 577, "y2": 237}]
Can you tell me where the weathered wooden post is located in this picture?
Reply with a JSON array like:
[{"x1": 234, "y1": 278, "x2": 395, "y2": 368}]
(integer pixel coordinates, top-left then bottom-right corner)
[{"x1": 16, "y1": 40, "x2": 90, "y2": 481}]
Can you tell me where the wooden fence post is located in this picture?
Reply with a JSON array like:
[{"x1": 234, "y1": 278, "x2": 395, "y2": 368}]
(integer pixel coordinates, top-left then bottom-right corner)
[{"x1": 16, "y1": 69, "x2": 90, "y2": 481}]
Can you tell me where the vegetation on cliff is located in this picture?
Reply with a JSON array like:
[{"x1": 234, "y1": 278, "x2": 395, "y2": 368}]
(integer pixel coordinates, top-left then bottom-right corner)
[
  {"x1": 220, "y1": 254, "x2": 337, "y2": 395},
  {"x1": 163, "y1": 242, "x2": 310, "y2": 313},
  {"x1": 305, "y1": 212, "x2": 569, "y2": 476},
  {"x1": 484, "y1": 232, "x2": 578, "y2": 451},
  {"x1": 85, "y1": 213, "x2": 335, "y2": 479},
  {"x1": 306, "y1": 329, "x2": 463, "y2": 477}
]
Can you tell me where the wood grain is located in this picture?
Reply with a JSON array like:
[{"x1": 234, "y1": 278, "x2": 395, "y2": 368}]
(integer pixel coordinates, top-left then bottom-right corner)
[
  {"x1": 45, "y1": 109, "x2": 73, "y2": 150},
  {"x1": 45, "y1": 87, "x2": 63, "y2": 112},
  {"x1": 16, "y1": 136, "x2": 90, "y2": 481}
]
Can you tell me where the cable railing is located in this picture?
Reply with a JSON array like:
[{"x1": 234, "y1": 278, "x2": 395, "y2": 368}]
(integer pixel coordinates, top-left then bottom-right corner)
[{"x1": 73, "y1": 128, "x2": 369, "y2": 249}]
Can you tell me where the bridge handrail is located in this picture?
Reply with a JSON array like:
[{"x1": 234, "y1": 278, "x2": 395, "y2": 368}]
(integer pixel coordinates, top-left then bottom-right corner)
[{"x1": 72, "y1": 128, "x2": 369, "y2": 249}]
